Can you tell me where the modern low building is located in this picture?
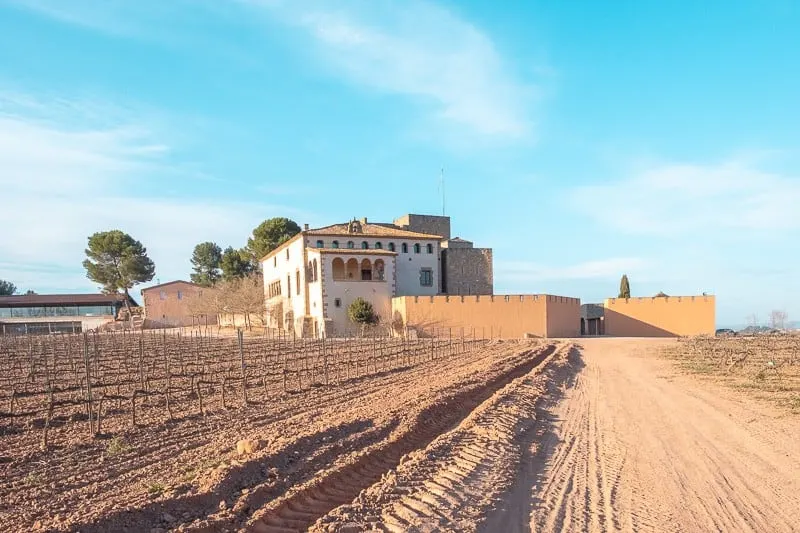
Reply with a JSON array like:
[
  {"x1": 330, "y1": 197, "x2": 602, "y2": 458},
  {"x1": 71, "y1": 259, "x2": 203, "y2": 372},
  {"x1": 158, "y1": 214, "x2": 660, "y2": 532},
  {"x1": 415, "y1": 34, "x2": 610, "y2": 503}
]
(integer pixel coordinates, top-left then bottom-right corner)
[
  {"x1": 0, "y1": 293, "x2": 137, "y2": 335},
  {"x1": 260, "y1": 214, "x2": 493, "y2": 337},
  {"x1": 580, "y1": 303, "x2": 605, "y2": 335}
]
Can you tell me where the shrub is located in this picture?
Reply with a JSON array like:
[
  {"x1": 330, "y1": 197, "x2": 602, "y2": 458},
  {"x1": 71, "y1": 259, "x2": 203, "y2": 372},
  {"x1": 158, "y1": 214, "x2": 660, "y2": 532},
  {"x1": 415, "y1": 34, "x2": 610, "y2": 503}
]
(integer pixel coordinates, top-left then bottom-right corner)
[{"x1": 348, "y1": 298, "x2": 377, "y2": 327}]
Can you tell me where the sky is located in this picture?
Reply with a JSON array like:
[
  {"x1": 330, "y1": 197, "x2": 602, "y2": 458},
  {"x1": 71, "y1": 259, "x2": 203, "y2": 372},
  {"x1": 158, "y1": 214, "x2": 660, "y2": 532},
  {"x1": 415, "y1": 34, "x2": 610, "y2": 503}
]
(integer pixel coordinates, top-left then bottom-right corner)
[{"x1": 0, "y1": 0, "x2": 798, "y2": 328}]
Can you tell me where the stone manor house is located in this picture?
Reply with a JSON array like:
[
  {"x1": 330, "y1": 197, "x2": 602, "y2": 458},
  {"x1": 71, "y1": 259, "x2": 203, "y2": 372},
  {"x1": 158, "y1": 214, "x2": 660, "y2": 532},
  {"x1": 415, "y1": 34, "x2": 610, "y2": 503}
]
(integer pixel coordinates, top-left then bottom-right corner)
[{"x1": 260, "y1": 214, "x2": 493, "y2": 337}]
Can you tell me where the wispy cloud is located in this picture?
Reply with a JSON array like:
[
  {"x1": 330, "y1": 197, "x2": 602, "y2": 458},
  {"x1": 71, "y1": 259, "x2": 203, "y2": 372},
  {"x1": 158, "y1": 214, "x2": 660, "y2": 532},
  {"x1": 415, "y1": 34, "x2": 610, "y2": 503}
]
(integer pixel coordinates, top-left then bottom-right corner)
[
  {"x1": 255, "y1": 0, "x2": 538, "y2": 140},
  {"x1": 0, "y1": 88, "x2": 312, "y2": 292},
  {"x1": 569, "y1": 155, "x2": 800, "y2": 236},
  {"x1": 496, "y1": 257, "x2": 649, "y2": 283},
  {"x1": 9, "y1": 0, "x2": 541, "y2": 143}
]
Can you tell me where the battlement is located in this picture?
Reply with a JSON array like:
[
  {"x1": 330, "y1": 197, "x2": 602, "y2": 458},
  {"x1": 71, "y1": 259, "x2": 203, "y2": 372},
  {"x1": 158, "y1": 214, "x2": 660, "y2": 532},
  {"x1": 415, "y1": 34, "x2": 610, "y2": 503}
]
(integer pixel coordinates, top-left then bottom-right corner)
[
  {"x1": 603, "y1": 294, "x2": 715, "y2": 337},
  {"x1": 392, "y1": 293, "x2": 580, "y2": 339}
]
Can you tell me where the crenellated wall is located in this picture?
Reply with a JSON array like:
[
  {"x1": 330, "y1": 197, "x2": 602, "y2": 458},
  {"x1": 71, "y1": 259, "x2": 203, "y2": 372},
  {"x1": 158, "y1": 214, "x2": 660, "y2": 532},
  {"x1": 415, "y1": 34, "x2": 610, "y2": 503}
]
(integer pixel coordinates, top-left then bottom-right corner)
[
  {"x1": 603, "y1": 295, "x2": 715, "y2": 337},
  {"x1": 392, "y1": 294, "x2": 580, "y2": 338}
]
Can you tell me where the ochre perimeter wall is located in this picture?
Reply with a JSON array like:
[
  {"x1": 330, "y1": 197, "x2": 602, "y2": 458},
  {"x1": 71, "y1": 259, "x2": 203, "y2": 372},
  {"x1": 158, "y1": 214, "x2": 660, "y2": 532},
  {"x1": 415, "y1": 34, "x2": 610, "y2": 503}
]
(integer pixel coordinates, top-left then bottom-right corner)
[
  {"x1": 603, "y1": 295, "x2": 715, "y2": 337},
  {"x1": 392, "y1": 294, "x2": 580, "y2": 339}
]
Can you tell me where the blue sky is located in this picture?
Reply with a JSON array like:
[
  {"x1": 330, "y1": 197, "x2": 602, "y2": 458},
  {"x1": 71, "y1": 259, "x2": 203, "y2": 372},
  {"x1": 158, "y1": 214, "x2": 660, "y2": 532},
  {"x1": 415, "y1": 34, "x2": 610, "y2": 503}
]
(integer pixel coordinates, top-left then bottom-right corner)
[{"x1": 0, "y1": 0, "x2": 798, "y2": 327}]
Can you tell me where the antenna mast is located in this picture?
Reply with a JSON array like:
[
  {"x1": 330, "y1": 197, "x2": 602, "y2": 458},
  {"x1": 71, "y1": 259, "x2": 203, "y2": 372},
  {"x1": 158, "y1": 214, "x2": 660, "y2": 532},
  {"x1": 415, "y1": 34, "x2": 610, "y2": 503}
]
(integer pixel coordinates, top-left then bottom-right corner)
[{"x1": 440, "y1": 167, "x2": 446, "y2": 215}]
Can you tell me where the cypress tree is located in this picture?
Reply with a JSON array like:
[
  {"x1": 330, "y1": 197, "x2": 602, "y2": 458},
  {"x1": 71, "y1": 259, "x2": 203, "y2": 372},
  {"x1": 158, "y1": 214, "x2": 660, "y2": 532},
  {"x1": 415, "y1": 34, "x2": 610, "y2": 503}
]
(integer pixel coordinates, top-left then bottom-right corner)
[{"x1": 619, "y1": 274, "x2": 631, "y2": 298}]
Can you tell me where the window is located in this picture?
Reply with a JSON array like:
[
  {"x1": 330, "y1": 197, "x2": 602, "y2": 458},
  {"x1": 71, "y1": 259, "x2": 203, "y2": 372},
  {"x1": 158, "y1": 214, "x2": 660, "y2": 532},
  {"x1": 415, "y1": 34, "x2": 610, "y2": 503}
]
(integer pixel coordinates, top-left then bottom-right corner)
[
  {"x1": 388, "y1": 242, "x2": 395, "y2": 252},
  {"x1": 420, "y1": 268, "x2": 433, "y2": 287},
  {"x1": 296, "y1": 270, "x2": 300, "y2": 295},
  {"x1": 414, "y1": 243, "x2": 421, "y2": 254},
  {"x1": 287, "y1": 275, "x2": 291, "y2": 298},
  {"x1": 274, "y1": 257, "x2": 277, "y2": 267},
  {"x1": 426, "y1": 243, "x2": 433, "y2": 254},
  {"x1": 313, "y1": 259, "x2": 318, "y2": 281},
  {"x1": 334, "y1": 298, "x2": 342, "y2": 308},
  {"x1": 361, "y1": 258, "x2": 372, "y2": 281},
  {"x1": 401, "y1": 243, "x2": 408, "y2": 253},
  {"x1": 316, "y1": 240, "x2": 324, "y2": 248},
  {"x1": 177, "y1": 291, "x2": 183, "y2": 300},
  {"x1": 347, "y1": 241, "x2": 355, "y2": 249},
  {"x1": 332, "y1": 240, "x2": 339, "y2": 249},
  {"x1": 375, "y1": 242, "x2": 382, "y2": 249},
  {"x1": 286, "y1": 249, "x2": 290, "y2": 260},
  {"x1": 361, "y1": 241, "x2": 369, "y2": 249},
  {"x1": 159, "y1": 290, "x2": 167, "y2": 300},
  {"x1": 374, "y1": 259, "x2": 385, "y2": 281}
]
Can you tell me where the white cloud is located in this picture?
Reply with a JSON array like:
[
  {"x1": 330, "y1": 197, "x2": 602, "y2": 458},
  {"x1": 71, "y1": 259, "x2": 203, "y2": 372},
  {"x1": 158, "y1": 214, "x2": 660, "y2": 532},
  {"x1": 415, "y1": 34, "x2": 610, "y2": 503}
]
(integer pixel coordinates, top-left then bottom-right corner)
[
  {"x1": 0, "y1": 89, "x2": 312, "y2": 293},
  {"x1": 570, "y1": 156, "x2": 800, "y2": 236},
  {"x1": 256, "y1": 0, "x2": 536, "y2": 139},
  {"x1": 7, "y1": 0, "x2": 540, "y2": 143},
  {"x1": 496, "y1": 257, "x2": 649, "y2": 283}
]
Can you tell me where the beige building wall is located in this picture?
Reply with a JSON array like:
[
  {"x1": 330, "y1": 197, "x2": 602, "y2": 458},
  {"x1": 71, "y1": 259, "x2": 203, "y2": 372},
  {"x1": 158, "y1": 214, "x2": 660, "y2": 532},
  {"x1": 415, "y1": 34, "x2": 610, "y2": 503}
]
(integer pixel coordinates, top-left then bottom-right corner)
[
  {"x1": 141, "y1": 281, "x2": 209, "y2": 328},
  {"x1": 392, "y1": 294, "x2": 580, "y2": 339},
  {"x1": 603, "y1": 295, "x2": 716, "y2": 337},
  {"x1": 318, "y1": 251, "x2": 396, "y2": 336}
]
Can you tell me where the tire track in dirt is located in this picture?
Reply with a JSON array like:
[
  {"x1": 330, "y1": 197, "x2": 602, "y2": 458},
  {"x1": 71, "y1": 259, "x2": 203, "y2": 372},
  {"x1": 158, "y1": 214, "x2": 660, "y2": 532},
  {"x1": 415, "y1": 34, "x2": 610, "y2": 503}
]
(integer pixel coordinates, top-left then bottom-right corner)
[
  {"x1": 528, "y1": 339, "x2": 800, "y2": 533},
  {"x1": 247, "y1": 344, "x2": 559, "y2": 533},
  {"x1": 315, "y1": 345, "x2": 573, "y2": 533}
]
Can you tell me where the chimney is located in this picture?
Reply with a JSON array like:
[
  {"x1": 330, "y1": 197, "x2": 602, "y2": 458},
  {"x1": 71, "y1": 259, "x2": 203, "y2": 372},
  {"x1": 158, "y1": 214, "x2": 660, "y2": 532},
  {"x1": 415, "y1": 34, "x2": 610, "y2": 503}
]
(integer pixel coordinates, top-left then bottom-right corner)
[{"x1": 303, "y1": 223, "x2": 309, "y2": 231}]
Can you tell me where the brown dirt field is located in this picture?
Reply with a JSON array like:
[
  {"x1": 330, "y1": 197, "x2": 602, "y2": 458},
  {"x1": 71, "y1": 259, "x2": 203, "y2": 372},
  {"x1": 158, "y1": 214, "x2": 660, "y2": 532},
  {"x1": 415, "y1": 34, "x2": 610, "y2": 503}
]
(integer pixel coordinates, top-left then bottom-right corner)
[
  {"x1": 3, "y1": 336, "x2": 798, "y2": 532},
  {"x1": 483, "y1": 338, "x2": 800, "y2": 533},
  {"x1": 0, "y1": 336, "x2": 557, "y2": 532}
]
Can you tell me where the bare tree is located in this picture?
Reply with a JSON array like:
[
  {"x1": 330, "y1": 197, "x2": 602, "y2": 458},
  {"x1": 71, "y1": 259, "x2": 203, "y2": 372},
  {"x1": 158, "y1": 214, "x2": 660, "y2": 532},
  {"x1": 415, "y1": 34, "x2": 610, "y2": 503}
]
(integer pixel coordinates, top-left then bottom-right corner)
[{"x1": 769, "y1": 310, "x2": 789, "y2": 330}]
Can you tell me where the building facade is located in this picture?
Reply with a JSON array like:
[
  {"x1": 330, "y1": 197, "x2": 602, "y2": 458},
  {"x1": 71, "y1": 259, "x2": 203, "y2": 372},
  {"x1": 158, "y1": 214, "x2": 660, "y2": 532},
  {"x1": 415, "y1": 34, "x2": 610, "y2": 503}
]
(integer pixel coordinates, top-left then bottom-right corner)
[
  {"x1": 261, "y1": 214, "x2": 493, "y2": 337},
  {"x1": 140, "y1": 280, "x2": 213, "y2": 328}
]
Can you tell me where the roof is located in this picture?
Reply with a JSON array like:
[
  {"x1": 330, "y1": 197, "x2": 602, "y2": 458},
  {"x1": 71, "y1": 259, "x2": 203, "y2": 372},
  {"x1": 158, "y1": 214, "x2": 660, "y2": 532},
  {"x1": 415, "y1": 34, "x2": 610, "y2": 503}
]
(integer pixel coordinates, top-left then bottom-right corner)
[
  {"x1": 0, "y1": 293, "x2": 138, "y2": 307},
  {"x1": 305, "y1": 221, "x2": 441, "y2": 239},
  {"x1": 260, "y1": 219, "x2": 442, "y2": 262},
  {"x1": 140, "y1": 280, "x2": 200, "y2": 293},
  {"x1": 314, "y1": 249, "x2": 397, "y2": 256}
]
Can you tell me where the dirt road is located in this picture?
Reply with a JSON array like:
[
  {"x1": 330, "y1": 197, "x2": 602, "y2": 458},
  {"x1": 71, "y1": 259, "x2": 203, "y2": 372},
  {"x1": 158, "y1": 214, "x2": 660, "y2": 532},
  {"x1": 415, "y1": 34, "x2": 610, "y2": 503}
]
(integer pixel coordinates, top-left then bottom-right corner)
[{"x1": 486, "y1": 338, "x2": 800, "y2": 533}]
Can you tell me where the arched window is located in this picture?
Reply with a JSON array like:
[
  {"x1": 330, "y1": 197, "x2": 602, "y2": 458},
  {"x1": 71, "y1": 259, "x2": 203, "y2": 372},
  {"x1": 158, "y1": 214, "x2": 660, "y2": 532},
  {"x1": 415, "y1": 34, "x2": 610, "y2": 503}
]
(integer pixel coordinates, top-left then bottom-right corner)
[
  {"x1": 345, "y1": 258, "x2": 359, "y2": 279},
  {"x1": 296, "y1": 270, "x2": 300, "y2": 295},
  {"x1": 388, "y1": 242, "x2": 395, "y2": 252},
  {"x1": 375, "y1": 242, "x2": 382, "y2": 249},
  {"x1": 374, "y1": 259, "x2": 385, "y2": 281},
  {"x1": 316, "y1": 240, "x2": 324, "y2": 248},
  {"x1": 413, "y1": 243, "x2": 421, "y2": 254},
  {"x1": 307, "y1": 260, "x2": 313, "y2": 281},
  {"x1": 313, "y1": 259, "x2": 318, "y2": 281},
  {"x1": 401, "y1": 243, "x2": 408, "y2": 253},
  {"x1": 361, "y1": 241, "x2": 369, "y2": 249},
  {"x1": 287, "y1": 274, "x2": 291, "y2": 297},
  {"x1": 360, "y1": 258, "x2": 372, "y2": 280},
  {"x1": 347, "y1": 241, "x2": 355, "y2": 249},
  {"x1": 286, "y1": 249, "x2": 290, "y2": 260},
  {"x1": 332, "y1": 240, "x2": 339, "y2": 249},
  {"x1": 332, "y1": 258, "x2": 345, "y2": 280},
  {"x1": 426, "y1": 243, "x2": 433, "y2": 254}
]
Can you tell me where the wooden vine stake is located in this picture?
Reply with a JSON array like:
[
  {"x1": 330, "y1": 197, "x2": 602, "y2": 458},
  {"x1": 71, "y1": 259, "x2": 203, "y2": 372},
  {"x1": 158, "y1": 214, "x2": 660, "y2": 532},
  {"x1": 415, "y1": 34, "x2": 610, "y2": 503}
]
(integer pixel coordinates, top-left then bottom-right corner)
[
  {"x1": 82, "y1": 333, "x2": 95, "y2": 436},
  {"x1": 238, "y1": 329, "x2": 248, "y2": 406}
]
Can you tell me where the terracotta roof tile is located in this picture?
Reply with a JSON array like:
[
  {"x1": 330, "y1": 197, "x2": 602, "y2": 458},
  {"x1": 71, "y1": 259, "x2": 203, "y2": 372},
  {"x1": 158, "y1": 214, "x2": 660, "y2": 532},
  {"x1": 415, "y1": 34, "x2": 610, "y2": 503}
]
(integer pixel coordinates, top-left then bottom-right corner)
[{"x1": 306, "y1": 222, "x2": 440, "y2": 239}]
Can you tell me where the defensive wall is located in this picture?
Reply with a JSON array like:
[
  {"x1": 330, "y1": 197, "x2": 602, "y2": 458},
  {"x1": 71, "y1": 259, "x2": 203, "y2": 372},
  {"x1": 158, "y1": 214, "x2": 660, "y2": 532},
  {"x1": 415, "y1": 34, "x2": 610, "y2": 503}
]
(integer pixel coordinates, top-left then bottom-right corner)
[
  {"x1": 603, "y1": 295, "x2": 715, "y2": 337},
  {"x1": 391, "y1": 294, "x2": 580, "y2": 339}
]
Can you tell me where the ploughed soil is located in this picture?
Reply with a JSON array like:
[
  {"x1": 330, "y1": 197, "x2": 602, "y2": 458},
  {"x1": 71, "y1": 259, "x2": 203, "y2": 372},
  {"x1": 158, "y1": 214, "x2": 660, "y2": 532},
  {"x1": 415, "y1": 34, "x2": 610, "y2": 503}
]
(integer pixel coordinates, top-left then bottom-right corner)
[{"x1": 4, "y1": 337, "x2": 798, "y2": 532}]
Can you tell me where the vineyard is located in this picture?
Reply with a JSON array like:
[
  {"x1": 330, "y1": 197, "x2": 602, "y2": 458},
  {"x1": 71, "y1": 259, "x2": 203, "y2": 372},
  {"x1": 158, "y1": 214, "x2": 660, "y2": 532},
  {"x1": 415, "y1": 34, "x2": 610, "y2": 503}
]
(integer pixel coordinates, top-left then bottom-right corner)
[
  {"x1": 0, "y1": 328, "x2": 483, "y2": 448},
  {"x1": 666, "y1": 334, "x2": 800, "y2": 411}
]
